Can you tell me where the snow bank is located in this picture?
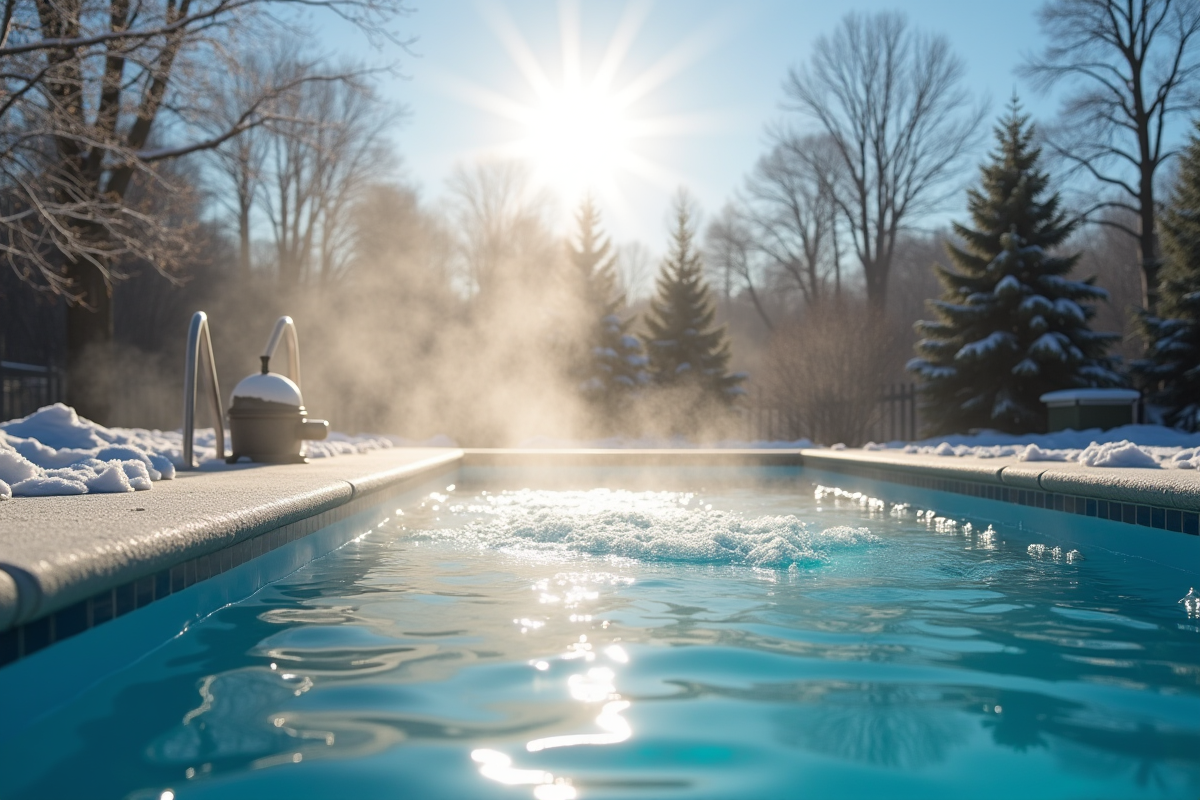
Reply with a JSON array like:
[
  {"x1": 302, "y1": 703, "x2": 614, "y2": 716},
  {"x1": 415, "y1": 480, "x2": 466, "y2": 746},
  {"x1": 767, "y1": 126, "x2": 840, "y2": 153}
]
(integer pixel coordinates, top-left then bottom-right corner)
[
  {"x1": 862, "y1": 423, "x2": 1200, "y2": 469},
  {"x1": 0, "y1": 404, "x2": 453, "y2": 498},
  {"x1": 517, "y1": 427, "x2": 1200, "y2": 470}
]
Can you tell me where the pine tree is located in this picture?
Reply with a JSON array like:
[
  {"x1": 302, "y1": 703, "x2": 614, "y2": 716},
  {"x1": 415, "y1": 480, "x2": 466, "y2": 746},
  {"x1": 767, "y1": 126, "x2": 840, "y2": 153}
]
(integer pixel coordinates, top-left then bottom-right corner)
[
  {"x1": 909, "y1": 100, "x2": 1122, "y2": 435},
  {"x1": 567, "y1": 196, "x2": 648, "y2": 411},
  {"x1": 1133, "y1": 122, "x2": 1200, "y2": 430},
  {"x1": 643, "y1": 192, "x2": 745, "y2": 403}
]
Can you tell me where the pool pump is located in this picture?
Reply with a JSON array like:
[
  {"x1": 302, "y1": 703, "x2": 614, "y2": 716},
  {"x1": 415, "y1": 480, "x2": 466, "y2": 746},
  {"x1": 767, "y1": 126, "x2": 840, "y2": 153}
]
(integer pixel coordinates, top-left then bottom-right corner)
[{"x1": 226, "y1": 316, "x2": 328, "y2": 464}]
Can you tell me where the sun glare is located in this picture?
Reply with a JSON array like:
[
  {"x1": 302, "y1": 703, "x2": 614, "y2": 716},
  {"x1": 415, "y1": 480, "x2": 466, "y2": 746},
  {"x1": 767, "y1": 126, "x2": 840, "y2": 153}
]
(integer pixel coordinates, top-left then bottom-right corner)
[
  {"x1": 442, "y1": 1, "x2": 725, "y2": 226},
  {"x1": 524, "y1": 86, "x2": 630, "y2": 201}
]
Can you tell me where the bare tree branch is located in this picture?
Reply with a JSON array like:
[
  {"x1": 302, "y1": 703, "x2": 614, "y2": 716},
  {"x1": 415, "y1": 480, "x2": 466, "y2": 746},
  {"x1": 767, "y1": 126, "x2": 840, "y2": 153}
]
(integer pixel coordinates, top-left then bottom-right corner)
[
  {"x1": 782, "y1": 11, "x2": 985, "y2": 311},
  {"x1": 0, "y1": 0, "x2": 412, "y2": 417},
  {"x1": 1022, "y1": 0, "x2": 1200, "y2": 313}
]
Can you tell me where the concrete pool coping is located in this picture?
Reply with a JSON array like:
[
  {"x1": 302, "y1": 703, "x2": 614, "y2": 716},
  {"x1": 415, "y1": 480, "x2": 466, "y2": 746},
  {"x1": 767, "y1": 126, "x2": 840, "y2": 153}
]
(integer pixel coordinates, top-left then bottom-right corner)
[
  {"x1": 0, "y1": 448, "x2": 462, "y2": 631},
  {"x1": 2, "y1": 445, "x2": 1198, "y2": 654}
]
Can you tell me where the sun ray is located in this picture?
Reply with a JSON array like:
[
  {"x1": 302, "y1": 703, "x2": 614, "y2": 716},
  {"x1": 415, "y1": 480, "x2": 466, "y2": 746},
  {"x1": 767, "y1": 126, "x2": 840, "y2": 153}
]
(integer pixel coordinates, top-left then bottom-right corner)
[
  {"x1": 479, "y1": 1, "x2": 554, "y2": 99},
  {"x1": 559, "y1": 0, "x2": 582, "y2": 92},
  {"x1": 442, "y1": 1, "x2": 731, "y2": 228},
  {"x1": 612, "y1": 10, "x2": 734, "y2": 107},
  {"x1": 614, "y1": 150, "x2": 687, "y2": 192},
  {"x1": 623, "y1": 111, "x2": 737, "y2": 140},
  {"x1": 593, "y1": 0, "x2": 650, "y2": 93},
  {"x1": 428, "y1": 70, "x2": 536, "y2": 125}
]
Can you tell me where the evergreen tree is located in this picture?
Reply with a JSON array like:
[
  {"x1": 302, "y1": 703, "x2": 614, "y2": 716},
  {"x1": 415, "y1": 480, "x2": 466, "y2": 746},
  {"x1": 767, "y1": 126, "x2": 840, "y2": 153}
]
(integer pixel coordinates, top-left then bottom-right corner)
[
  {"x1": 567, "y1": 196, "x2": 648, "y2": 410},
  {"x1": 1133, "y1": 122, "x2": 1200, "y2": 430},
  {"x1": 909, "y1": 100, "x2": 1121, "y2": 435},
  {"x1": 643, "y1": 192, "x2": 745, "y2": 403}
]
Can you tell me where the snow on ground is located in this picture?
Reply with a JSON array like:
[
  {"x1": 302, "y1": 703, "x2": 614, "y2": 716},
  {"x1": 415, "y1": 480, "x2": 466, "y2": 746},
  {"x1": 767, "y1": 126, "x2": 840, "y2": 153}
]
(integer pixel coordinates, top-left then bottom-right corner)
[
  {"x1": 864, "y1": 424, "x2": 1200, "y2": 470},
  {"x1": 6, "y1": 402, "x2": 1195, "y2": 500},
  {"x1": 522, "y1": 427, "x2": 1200, "y2": 471},
  {"x1": 0, "y1": 404, "x2": 453, "y2": 499}
]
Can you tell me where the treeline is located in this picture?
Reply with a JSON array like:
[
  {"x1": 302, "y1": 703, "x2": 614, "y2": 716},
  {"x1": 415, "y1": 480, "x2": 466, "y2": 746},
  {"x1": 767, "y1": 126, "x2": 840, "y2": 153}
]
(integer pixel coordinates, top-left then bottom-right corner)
[
  {"x1": 0, "y1": 0, "x2": 753, "y2": 442},
  {"x1": 71, "y1": 162, "x2": 747, "y2": 444},
  {"x1": 704, "y1": 4, "x2": 1200, "y2": 441},
  {"x1": 3, "y1": 1, "x2": 1200, "y2": 443}
]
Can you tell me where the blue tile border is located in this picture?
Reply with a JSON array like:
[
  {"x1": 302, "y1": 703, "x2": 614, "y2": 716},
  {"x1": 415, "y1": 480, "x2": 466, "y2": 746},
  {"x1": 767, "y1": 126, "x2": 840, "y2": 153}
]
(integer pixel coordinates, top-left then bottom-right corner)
[{"x1": 0, "y1": 493, "x2": 365, "y2": 669}]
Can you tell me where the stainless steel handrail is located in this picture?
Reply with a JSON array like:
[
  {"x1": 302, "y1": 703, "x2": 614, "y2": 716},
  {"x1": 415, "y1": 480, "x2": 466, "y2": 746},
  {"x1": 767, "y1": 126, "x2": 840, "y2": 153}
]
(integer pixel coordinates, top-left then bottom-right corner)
[
  {"x1": 182, "y1": 311, "x2": 226, "y2": 469},
  {"x1": 261, "y1": 316, "x2": 301, "y2": 390}
]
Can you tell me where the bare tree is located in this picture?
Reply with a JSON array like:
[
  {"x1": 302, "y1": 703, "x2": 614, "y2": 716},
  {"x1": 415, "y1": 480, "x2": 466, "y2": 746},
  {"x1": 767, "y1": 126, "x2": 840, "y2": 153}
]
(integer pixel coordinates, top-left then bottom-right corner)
[
  {"x1": 707, "y1": 132, "x2": 845, "y2": 330},
  {"x1": 615, "y1": 241, "x2": 655, "y2": 304},
  {"x1": 1073, "y1": 207, "x2": 1144, "y2": 360},
  {"x1": 205, "y1": 49, "x2": 278, "y2": 277},
  {"x1": 706, "y1": 204, "x2": 770, "y2": 326},
  {"x1": 783, "y1": 11, "x2": 985, "y2": 311},
  {"x1": 1022, "y1": 0, "x2": 1200, "y2": 314},
  {"x1": 0, "y1": 0, "x2": 411, "y2": 418},
  {"x1": 446, "y1": 159, "x2": 557, "y2": 303},
  {"x1": 259, "y1": 58, "x2": 400, "y2": 286}
]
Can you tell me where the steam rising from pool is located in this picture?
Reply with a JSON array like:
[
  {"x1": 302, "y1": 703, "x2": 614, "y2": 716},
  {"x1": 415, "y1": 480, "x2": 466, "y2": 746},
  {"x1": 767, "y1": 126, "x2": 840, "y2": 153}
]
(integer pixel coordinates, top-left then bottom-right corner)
[{"x1": 410, "y1": 488, "x2": 879, "y2": 570}]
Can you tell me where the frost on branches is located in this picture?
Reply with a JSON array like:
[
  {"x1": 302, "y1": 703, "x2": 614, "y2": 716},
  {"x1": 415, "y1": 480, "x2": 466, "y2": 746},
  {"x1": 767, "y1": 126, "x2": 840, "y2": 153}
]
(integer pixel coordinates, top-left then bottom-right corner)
[
  {"x1": 909, "y1": 101, "x2": 1121, "y2": 435},
  {"x1": 1133, "y1": 122, "x2": 1200, "y2": 431}
]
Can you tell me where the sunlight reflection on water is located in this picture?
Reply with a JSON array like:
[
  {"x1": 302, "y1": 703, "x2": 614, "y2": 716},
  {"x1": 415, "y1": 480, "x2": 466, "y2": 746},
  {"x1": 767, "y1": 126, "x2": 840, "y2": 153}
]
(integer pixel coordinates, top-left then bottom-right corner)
[
  {"x1": 5, "y1": 479, "x2": 1200, "y2": 800},
  {"x1": 473, "y1": 567, "x2": 637, "y2": 799}
]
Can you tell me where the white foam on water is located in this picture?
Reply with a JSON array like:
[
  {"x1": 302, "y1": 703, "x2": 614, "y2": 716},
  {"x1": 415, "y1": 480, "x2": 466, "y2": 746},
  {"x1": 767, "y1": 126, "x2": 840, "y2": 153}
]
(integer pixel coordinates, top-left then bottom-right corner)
[{"x1": 418, "y1": 489, "x2": 879, "y2": 570}]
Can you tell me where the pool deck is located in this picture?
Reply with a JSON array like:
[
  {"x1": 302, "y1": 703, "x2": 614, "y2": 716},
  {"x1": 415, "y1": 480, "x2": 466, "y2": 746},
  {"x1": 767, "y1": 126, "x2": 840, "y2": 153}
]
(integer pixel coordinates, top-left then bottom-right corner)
[
  {"x1": 0, "y1": 448, "x2": 462, "y2": 631},
  {"x1": 800, "y1": 448, "x2": 1200, "y2": 508},
  {"x1": 2, "y1": 446, "x2": 1199, "y2": 659}
]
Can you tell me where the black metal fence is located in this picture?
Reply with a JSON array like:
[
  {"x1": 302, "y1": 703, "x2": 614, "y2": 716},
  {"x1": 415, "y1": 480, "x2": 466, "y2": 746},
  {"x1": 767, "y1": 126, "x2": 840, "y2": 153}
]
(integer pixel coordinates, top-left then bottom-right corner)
[
  {"x1": 743, "y1": 382, "x2": 921, "y2": 445},
  {"x1": 869, "y1": 383, "x2": 919, "y2": 443},
  {"x1": 1, "y1": 359, "x2": 67, "y2": 422}
]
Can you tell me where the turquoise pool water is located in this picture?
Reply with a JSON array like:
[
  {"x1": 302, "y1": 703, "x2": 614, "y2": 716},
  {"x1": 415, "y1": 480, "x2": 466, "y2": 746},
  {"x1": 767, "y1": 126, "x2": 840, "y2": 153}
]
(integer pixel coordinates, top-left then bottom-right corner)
[{"x1": 3, "y1": 471, "x2": 1199, "y2": 799}]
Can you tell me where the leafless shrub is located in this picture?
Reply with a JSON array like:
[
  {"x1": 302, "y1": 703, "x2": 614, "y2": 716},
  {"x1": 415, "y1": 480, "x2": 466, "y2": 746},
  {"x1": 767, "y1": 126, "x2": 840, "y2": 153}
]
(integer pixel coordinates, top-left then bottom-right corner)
[{"x1": 758, "y1": 301, "x2": 903, "y2": 445}]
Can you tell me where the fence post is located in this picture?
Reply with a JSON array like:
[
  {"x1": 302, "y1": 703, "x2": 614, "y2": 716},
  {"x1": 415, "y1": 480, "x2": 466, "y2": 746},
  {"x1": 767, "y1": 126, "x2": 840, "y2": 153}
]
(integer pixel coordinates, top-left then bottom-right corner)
[{"x1": 909, "y1": 382, "x2": 917, "y2": 441}]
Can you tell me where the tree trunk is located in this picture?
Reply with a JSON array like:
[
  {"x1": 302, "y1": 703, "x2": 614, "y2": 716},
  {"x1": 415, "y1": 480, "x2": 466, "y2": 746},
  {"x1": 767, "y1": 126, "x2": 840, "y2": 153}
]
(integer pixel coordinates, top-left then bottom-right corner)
[
  {"x1": 64, "y1": 259, "x2": 114, "y2": 424},
  {"x1": 864, "y1": 263, "x2": 888, "y2": 312},
  {"x1": 239, "y1": 200, "x2": 252, "y2": 276},
  {"x1": 1139, "y1": 183, "x2": 1161, "y2": 315}
]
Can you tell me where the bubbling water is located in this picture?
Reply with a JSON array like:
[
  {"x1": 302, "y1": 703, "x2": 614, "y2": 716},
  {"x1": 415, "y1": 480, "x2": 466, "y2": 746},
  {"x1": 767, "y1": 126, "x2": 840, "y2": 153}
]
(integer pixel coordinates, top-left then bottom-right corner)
[{"x1": 410, "y1": 488, "x2": 879, "y2": 570}]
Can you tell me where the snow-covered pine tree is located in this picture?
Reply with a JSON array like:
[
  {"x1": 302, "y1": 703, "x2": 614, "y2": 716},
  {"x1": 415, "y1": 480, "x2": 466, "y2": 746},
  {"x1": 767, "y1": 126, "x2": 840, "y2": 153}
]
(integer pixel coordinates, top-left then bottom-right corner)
[
  {"x1": 643, "y1": 192, "x2": 745, "y2": 403},
  {"x1": 1133, "y1": 122, "x2": 1200, "y2": 430},
  {"x1": 908, "y1": 100, "x2": 1122, "y2": 435},
  {"x1": 567, "y1": 196, "x2": 647, "y2": 411}
]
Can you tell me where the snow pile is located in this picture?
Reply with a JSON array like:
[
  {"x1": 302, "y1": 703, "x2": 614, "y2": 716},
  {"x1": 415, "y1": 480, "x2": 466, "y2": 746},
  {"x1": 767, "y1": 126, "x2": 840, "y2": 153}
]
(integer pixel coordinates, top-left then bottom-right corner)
[
  {"x1": 863, "y1": 424, "x2": 1200, "y2": 469},
  {"x1": 0, "y1": 403, "x2": 450, "y2": 499},
  {"x1": 418, "y1": 488, "x2": 877, "y2": 570},
  {"x1": 1, "y1": 405, "x2": 179, "y2": 499}
]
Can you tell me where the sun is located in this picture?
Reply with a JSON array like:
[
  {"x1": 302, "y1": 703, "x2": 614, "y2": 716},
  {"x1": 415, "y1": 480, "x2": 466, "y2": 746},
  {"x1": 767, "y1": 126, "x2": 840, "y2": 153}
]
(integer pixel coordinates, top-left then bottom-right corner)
[
  {"x1": 440, "y1": 1, "x2": 723, "y2": 227},
  {"x1": 523, "y1": 84, "x2": 631, "y2": 204}
]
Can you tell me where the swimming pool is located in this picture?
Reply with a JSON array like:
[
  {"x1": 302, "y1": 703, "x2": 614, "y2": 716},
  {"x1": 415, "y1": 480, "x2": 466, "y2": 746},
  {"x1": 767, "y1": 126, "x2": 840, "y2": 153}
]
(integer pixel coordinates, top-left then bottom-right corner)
[{"x1": 2, "y1": 466, "x2": 1198, "y2": 799}]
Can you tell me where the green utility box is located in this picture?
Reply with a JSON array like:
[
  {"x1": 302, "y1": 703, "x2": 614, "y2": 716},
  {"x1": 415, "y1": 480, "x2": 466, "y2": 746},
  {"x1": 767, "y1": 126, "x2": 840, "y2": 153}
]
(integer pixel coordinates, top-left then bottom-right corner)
[{"x1": 1040, "y1": 389, "x2": 1140, "y2": 432}]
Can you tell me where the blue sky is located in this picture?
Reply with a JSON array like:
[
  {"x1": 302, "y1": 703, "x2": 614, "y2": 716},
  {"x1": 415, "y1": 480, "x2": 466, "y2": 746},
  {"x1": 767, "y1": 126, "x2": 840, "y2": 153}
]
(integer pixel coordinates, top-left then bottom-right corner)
[{"x1": 327, "y1": 0, "x2": 1052, "y2": 250}]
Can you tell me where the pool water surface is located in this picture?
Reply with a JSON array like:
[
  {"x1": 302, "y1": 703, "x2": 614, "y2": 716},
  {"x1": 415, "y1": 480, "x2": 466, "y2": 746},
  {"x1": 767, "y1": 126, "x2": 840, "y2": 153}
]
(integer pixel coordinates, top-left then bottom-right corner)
[{"x1": 3, "y1": 472, "x2": 1198, "y2": 799}]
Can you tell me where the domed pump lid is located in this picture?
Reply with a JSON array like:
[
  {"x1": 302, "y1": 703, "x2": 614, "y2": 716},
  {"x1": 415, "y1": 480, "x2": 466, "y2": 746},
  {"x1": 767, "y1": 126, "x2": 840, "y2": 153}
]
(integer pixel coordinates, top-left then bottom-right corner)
[
  {"x1": 230, "y1": 316, "x2": 306, "y2": 410},
  {"x1": 231, "y1": 371, "x2": 303, "y2": 408}
]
